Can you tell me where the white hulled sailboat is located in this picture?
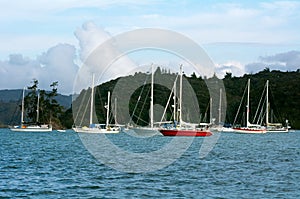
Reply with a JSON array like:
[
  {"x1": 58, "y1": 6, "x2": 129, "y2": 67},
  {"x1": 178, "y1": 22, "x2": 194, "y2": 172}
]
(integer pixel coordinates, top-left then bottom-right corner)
[
  {"x1": 265, "y1": 80, "x2": 290, "y2": 133},
  {"x1": 10, "y1": 88, "x2": 52, "y2": 132},
  {"x1": 73, "y1": 75, "x2": 120, "y2": 134},
  {"x1": 232, "y1": 79, "x2": 266, "y2": 134},
  {"x1": 129, "y1": 65, "x2": 161, "y2": 136}
]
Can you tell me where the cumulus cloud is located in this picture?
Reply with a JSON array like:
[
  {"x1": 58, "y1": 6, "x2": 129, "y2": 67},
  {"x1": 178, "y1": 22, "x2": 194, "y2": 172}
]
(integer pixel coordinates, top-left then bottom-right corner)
[
  {"x1": 75, "y1": 22, "x2": 112, "y2": 62},
  {"x1": 215, "y1": 61, "x2": 245, "y2": 78},
  {"x1": 259, "y1": 50, "x2": 300, "y2": 69},
  {"x1": 73, "y1": 22, "x2": 137, "y2": 92},
  {"x1": 0, "y1": 44, "x2": 78, "y2": 94},
  {"x1": 214, "y1": 50, "x2": 300, "y2": 77},
  {"x1": 245, "y1": 50, "x2": 300, "y2": 73},
  {"x1": 37, "y1": 44, "x2": 79, "y2": 93}
]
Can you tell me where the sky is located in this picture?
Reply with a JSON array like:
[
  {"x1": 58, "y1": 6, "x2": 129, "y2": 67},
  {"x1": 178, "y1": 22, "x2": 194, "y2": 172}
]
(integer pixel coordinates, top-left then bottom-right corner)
[{"x1": 0, "y1": 0, "x2": 300, "y2": 94}]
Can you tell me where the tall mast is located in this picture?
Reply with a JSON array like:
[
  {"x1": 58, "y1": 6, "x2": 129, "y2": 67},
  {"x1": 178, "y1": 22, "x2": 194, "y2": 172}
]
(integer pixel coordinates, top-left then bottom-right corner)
[
  {"x1": 106, "y1": 91, "x2": 110, "y2": 127},
  {"x1": 209, "y1": 97, "x2": 212, "y2": 124},
  {"x1": 179, "y1": 65, "x2": 183, "y2": 127},
  {"x1": 246, "y1": 79, "x2": 250, "y2": 127},
  {"x1": 173, "y1": 80, "x2": 177, "y2": 121},
  {"x1": 36, "y1": 91, "x2": 40, "y2": 123},
  {"x1": 150, "y1": 64, "x2": 154, "y2": 128},
  {"x1": 90, "y1": 74, "x2": 95, "y2": 125},
  {"x1": 114, "y1": 98, "x2": 117, "y2": 125},
  {"x1": 266, "y1": 80, "x2": 269, "y2": 127},
  {"x1": 21, "y1": 87, "x2": 25, "y2": 125},
  {"x1": 218, "y1": 88, "x2": 222, "y2": 125}
]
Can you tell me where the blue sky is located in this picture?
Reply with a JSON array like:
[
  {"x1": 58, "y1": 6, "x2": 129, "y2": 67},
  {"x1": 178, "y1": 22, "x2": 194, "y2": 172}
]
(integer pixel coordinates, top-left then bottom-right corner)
[{"x1": 1, "y1": 0, "x2": 300, "y2": 94}]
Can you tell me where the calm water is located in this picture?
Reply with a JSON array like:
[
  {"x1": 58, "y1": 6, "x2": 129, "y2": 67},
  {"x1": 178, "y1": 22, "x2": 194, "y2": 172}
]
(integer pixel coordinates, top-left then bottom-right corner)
[{"x1": 0, "y1": 129, "x2": 299, "y2": 198}]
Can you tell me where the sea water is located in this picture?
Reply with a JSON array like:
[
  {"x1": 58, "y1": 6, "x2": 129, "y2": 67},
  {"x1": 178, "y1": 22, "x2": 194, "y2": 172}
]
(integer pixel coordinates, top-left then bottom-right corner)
[{"x1": 0, "y1": 128, "x2": 299, "y2": 198}]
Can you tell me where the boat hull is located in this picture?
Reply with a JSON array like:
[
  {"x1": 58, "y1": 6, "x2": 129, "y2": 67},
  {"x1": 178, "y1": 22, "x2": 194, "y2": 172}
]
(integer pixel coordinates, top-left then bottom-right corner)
[
  {"x1": 73, "y1": 127, "x2": 120, "y2": 134},
  {"x1": 159, "y1": 129, "x2": 212, "y2": 137},
  {"x1": 130, "y1": 127, "x2": 161, "y2": 137},
  {"x1": 233, "y1": 127, "x2": 267, "y2": 134},
  {"x1": 267, "y1": 129, "x2": 289, "y2": 133},
  {"x1": 10, "y1": 125, "x2": 52, "y2": 132}
]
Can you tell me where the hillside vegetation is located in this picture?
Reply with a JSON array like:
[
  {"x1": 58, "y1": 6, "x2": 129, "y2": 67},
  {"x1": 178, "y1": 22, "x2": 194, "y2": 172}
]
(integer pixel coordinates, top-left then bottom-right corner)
[
  {"x1": 2, "y1": 68, "x2": 299, "y2": 129},
  {"x1": 72, "y1": 68, "x2": 300, "y2": 129}
]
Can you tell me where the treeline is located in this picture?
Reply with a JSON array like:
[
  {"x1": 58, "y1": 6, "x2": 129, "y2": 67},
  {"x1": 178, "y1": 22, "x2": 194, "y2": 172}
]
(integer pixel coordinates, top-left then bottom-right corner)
[
  {"x1": 10, "y1": 80, "x2": 71, "y2": 129},
  {"x1": 15, "y1": 68, "x2": 298, "y2": 129},
  {"x1": 71, "y1": 68, "x2": 300, "y2": 129}
]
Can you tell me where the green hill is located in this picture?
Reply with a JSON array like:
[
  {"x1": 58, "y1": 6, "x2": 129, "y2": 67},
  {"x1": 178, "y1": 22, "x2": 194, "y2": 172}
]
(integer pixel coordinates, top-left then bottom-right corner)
[
  {"x1": 72, "y1": 68, "x2": 300, "y2": 129},
  {"x1": 1, "y1": 69, "x2": 299, "y2": 129}
]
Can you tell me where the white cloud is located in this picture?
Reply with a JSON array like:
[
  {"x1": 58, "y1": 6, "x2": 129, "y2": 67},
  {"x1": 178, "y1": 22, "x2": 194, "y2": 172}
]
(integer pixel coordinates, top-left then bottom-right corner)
[
  {"x1": 73, "y1": 22, "x2": 137, "y2": 93},
  {"x1": 1, "y1": 0, "x2": 300, "y2": 63},
  {"x1": 215, "y1": 61, "x2": 245, "y2": 78},
  {"x1": 74, "y1": 22, "x2": 111, "y2": 62},
  {"x1": 1, "y1": 1, "x2": 300, "y2": 93},
  {"x1": 0, "y1": 44, "x2": 78, "y2": 94},
  {"x1": 217, "y1": 50, "x2": 300, "y2": 76},
  {"x1": 0, "y1": 35, "x2": 76, "y2": 58},
  {"x1": 247, "y1": 50, "x2": 300, "y2": 72},
  {"x1": 0, "y1": 0, "x2": 161, "y2": 21}
]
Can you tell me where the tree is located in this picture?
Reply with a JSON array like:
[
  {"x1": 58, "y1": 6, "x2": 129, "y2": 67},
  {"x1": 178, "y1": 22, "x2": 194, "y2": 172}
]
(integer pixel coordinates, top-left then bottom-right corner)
[
  {"x1": 224, "y1": 72, "x2": 232, "y2": 79},
  {"x1": 24, "y1": 79, "x2": 39, "y2": 123},
  {"x1": 23, "y1": 80, "x2": 63, "y2": 128},
  {"x1": 191, "y1": 72, "x2": 197, "y2": 79},
  {"x1": 47, "y1": 81, "x2": 63, "y2": 123}
]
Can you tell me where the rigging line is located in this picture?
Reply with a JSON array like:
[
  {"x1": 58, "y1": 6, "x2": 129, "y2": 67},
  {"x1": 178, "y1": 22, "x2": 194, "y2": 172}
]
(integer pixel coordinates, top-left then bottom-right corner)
[
  {"x1": 133, "y1": 66, "x2": 153, "y2": 125},
  {"x1": 233, "y1": 81, "x2": 248, "y2": 126},
  {"x1": 269, "y1": 86, "x2": 284, "y2": 122},
  {"x1": 128, "y1": 74, "x2": 150, "y2": 125},
  {"x1": 253, "y1": 82, "x2": 267, "y2": 123},
  {"x1": 259, "y1": 111, "x2": 267, "y2": 125},
  {"x1": 108, "y1": 103, "x2": 117, "y2": 125},
  {"x1": 136, "y1": 85, "x2": 151, "y2": 125},
  {"x1": 131, "y1": 113, "x2": 149, "y2": 124},
  {"x1": 80, "y1": 95, "x2": 90, "y2": 126},
  {"x1": 73, "y1": 89, "x2": 88, "y2": 125},
  {"x1": 94, "y1": 86, "x2": 106, "y2": 119},
  {"x1": 203, "y1": 100, "x2": 210, "y2": 123},
  {"x1": 159, "y1": 87, "x2": 173, "y2": 123},
  {"x1": 160, "y1": 75, "x2": 179, "y2": 123},
  {"x1": 257, "y1": 100, "x2": 266, "y2": 125},
  {"x1": 186, "y1": 79, "x2": 202, "y2": 124},
  {"x1": 9, "y1": 89, "x2": 24, "y2": 125}
]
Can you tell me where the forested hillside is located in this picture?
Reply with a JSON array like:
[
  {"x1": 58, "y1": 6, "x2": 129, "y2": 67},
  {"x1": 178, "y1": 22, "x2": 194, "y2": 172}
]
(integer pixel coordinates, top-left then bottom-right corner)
[
  {"x1": 72, "y1": 68, "x2": 300, "y2": 129},
  {"x1": 1, "y1": 69, "x2": 299, "y2": 129}
]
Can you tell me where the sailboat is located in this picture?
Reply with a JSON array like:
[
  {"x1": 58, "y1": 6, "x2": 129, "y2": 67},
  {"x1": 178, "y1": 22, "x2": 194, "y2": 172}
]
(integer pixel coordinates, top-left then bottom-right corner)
[
  {"x1": 232, "y1": 79, "x2": 267, "y2": 134},
  {"x1": 129, "y1": 65, "x2": 161, "y2": 136},
  {"x1": 208, "y1": 88, "x2": 234, "y2": 132},
  {"x1": 159, "y1": 65, "x2": 212, "y2": 137},
  {"x1": 73, "y1": 75, "x2": 120, "y2": 134},
  {"x1": 10, "y1": 88, "x2": 52, "y2": 132},
  {"x1": 265, "y1": 80, "x2": 290, "y2": 133}
]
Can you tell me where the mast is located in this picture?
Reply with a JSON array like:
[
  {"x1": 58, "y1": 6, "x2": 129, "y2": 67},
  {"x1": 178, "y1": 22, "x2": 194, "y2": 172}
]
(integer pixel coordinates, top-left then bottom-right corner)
[
  {"x1": 179, "y1": 64, "x2": 183, "y2": 127},
  {"x1": 21, "y1": 87, "x2": 25, "y2": 125},
  {"x1": 246, "y1": 79, "x2": 250, "y2": 127},
  {"x1": 90, "y1": 74, "x2": 95, "y2": 125},
  {"x1": 209, "y1": 97, "x2": 212, "y2": 124},
  {"x1": 106, "y1": 91, "x2": 110, "y2": 127},
  {"x1": 218, "y1": 88, "x2": 222, "y2": 125},
  {"x1": 150, "y1": 64, "x2": 154, "y2": 128},
  {"x1": 266, "y1": 80, "x2": 269, "y2": 127},
  {"x1": 173, "y1": 80, "x2": 177, "y2": 121},
  {"x1": 36, "y1": 91, "x2": 40, "y2": 123},
  {"x1": 114, "y1": 98, "x2": 117, "y2": 125}
]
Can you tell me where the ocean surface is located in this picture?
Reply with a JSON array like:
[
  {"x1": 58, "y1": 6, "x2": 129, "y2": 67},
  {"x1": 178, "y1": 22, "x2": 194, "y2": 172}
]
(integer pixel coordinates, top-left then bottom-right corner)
[{"x1": 0, "y1": 128, "x2": 299, "y2": 199}]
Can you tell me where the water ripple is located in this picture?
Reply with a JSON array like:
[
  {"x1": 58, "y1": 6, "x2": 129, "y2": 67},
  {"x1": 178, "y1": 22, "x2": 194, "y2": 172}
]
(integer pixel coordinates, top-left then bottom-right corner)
[{"x1": 0, "y1": 129, "x2": 299, "y2": 198}]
